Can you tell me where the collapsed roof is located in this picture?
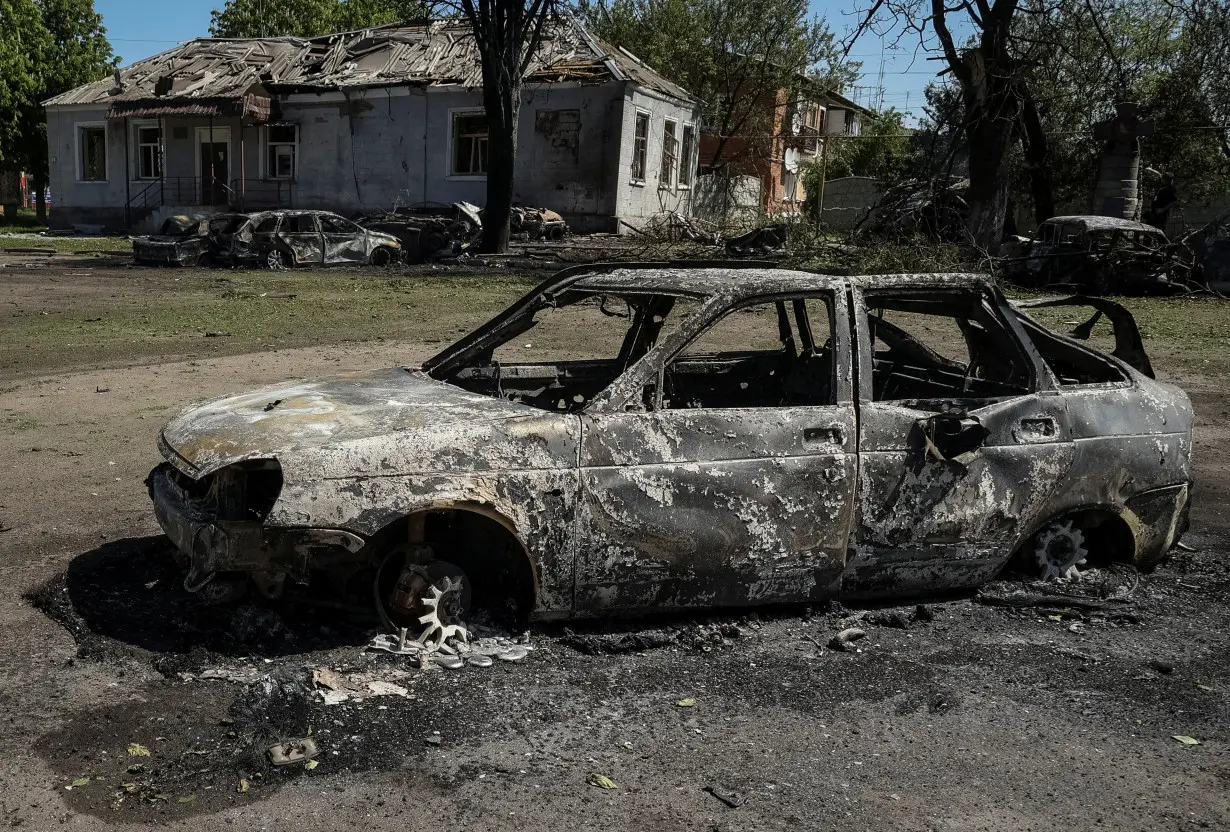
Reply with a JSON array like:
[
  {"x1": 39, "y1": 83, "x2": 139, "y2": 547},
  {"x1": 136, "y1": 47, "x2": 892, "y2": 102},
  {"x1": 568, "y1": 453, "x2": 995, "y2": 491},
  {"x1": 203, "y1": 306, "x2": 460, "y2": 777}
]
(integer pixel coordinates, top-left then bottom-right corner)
[{"x1": 45, "y1": 16, "x2": 696, "y2": 120}]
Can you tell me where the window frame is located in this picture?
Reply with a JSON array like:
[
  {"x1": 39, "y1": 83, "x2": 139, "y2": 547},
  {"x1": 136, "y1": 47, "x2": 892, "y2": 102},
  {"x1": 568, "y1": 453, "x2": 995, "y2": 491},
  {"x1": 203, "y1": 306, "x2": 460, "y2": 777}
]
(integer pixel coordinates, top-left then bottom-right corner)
[
  {"x1": 660, "y1": 118, "x2": 678, "y2": 190},
  {"x1": 263, "y1": 123, "x2": 299, "y2": 181},
  {"x1": 854, "y1": 286, "x2": 1041, "y2": 404},
  {"x1": 648, "y1": 291, "x2": 843, "y2": 412},
  {"x1": 133, "y1": 121, "x2": 163, "y2": 181},
  {"x1": 449, "y1": 109, "x2": 489, "y2": 179},
  {"x1": 678, "y1": 122, "x2": 695, "y2": 189},
  {"x1": 76, "y1": 122, "x2": 108, "y2": 183},
  {"x1": 630, "y1": 109, "x2": 650, "y2": 185}
]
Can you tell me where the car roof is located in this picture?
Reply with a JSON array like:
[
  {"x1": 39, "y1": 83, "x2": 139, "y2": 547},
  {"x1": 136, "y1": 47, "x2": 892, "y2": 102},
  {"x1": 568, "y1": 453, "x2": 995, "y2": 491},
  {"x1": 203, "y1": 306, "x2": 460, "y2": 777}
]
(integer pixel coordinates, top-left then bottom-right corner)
[
  {"x1": 569, "y1": 265, "x2": 993, "y2": 300},
  {"x1": 1044, "y1": 215, "x2": 1162, "y2": 233}
]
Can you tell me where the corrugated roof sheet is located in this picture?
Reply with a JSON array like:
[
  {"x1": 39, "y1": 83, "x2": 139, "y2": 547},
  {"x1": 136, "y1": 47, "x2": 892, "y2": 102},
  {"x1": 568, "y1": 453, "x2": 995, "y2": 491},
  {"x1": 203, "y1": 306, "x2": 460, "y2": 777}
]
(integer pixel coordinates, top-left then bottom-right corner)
[{"x1": 46, "y1": 17, "x2": 697, "y2": 108}]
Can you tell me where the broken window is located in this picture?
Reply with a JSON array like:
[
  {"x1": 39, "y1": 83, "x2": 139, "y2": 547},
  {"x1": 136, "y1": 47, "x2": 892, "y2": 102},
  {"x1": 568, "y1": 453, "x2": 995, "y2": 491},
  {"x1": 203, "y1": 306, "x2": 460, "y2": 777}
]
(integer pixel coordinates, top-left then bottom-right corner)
[
  {"x1": 253, "y1": 216, "x2": 279, "y2": 234},
  {"x1": 136, "y1": 126, "x2": 162, "y2": 179},
  {"x1": 78, "y1": 126, "x2": 106, "y2": 181},
  {"x1": 444, "y1": 290, "x2": 699, "y2": 412},
  {"x1": 679, "y1": 124, "x2": 695, "y2": 187},
  {"x1": 266, "y1": 125, "x2": 297, "y2": 180},
  {"x1": 865, "y1": 292, "x2": 1032, "y2": 403},
  {"x1": 283, "y1": 214, "x2": 317, "y2": 234},
  {"x1": 661, "y1": 119, "x2": 678, "y2": 188},
  {"x1": 631, "y1": 111, "x2": 649, "y2": 182},
  {"x1": 319, "y1": 214, "x2": 359, "y2": 233},
  {"x1": 452, "y1": 112, "x2": 488, "y2": 175},
  {"x1": 663, "y1": 295, "x2": 835, "y2": 409}
]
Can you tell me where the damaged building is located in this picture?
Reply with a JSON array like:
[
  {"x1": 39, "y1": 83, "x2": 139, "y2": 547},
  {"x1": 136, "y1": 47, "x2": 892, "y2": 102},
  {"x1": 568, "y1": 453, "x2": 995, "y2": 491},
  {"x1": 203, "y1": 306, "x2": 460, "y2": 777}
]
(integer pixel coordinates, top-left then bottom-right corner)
[{"x1": 43, "y1": 17, "x2": 700, "y2": 234}]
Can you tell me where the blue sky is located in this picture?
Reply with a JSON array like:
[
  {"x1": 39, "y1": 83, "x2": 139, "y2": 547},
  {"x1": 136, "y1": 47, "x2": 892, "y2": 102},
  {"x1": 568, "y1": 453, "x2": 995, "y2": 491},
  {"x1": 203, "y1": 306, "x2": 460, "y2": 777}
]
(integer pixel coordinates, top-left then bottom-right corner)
[{"x1": 96, "y1": 0, "x2": 947, "y2": 123}]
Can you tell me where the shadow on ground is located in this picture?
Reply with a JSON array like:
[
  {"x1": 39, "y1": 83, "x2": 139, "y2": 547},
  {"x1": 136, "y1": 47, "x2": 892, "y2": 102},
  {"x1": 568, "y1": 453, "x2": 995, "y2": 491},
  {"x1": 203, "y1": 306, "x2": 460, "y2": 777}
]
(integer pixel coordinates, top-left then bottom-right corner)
[{"x1": 25, "y1": 535, "x2": 375, "y2": 667}]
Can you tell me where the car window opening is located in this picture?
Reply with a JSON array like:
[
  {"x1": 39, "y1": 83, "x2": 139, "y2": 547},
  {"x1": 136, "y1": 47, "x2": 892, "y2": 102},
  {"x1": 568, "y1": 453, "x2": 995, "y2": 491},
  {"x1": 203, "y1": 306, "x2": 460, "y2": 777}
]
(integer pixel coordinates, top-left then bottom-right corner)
[
  {"x1": 443, "y1": 290, "x2": 698, "y2": 412},
  {"x1": 867, "y1": 293, "x2": 1032, "y2": 406},
  {"x1": 661, "y1": 296, "x2": 836, "y2": 410}
]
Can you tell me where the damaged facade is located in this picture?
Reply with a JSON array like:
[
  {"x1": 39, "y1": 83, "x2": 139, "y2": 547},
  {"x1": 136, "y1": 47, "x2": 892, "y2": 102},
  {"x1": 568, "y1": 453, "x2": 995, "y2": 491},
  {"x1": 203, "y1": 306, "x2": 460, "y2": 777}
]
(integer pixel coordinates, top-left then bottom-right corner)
[
  {"x1": 43, "y1": 18, "x2": 700, "y2": 233},
  {"x1": 148, "y1": 265, "x2": 1192, "y2": 622}
]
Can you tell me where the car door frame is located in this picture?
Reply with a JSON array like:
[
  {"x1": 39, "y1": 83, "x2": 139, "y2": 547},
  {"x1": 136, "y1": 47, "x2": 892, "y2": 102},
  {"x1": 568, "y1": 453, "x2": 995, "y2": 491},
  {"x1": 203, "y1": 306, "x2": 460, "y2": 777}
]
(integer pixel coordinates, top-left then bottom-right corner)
[
  {"x1": 319, "y1": 212, "x2": 370, "y2": 265},
  {"x1": 573, "y1": 285, "x2": 859, "y2": 614},
  {"x1": 844, "y1": 279, "x2": 1073, "y2": 597},
  {"x1": 280, "y1": 212, "x2": 324, "y2": 265}
]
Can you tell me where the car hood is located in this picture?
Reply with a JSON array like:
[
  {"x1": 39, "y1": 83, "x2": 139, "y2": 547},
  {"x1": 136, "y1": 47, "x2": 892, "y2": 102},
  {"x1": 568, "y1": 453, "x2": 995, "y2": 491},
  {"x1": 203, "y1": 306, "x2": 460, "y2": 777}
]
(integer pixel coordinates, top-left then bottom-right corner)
[{"x1": 160, "y1": 368, "x2": 575, "y2": 478}]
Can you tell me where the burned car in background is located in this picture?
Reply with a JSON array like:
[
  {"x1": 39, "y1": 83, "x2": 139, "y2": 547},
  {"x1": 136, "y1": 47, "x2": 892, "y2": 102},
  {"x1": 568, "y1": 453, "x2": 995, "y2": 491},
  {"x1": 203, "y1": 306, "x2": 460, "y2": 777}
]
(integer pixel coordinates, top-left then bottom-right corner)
[
  {"x1": 132, "y1": 215, "x2": 231, "y2": 266},
  {"x1": 148, "y1": 265, "x2": 1192, "y2": 626},
  {"x1": 132, "y1": 210, "x2": 402, "y2": 269},
  {"x1": 1002, "y1": 215, "x2": 1194, "y2": 294}
]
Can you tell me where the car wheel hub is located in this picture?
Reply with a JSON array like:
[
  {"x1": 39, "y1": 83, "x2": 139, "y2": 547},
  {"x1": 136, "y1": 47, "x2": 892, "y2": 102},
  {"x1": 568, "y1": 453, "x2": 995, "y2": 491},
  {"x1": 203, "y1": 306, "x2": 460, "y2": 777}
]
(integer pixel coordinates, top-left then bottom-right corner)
[{"x1": 1034, "y1": 520, "x2": 1088, "y2": 580}]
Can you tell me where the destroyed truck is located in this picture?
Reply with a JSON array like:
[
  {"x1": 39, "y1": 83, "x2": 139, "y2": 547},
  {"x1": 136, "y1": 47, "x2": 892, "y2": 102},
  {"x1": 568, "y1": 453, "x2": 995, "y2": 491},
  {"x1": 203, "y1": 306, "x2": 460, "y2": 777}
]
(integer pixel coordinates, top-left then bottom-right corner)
[{"x1": 148, "y1": 264, "x2": 1192, "y2": 627}]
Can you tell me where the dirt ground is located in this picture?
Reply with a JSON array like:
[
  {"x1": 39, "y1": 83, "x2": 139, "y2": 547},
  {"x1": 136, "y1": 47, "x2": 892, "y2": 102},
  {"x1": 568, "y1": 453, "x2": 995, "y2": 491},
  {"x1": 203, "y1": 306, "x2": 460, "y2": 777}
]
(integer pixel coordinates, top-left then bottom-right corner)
[{"x1": 1, "y1": 264, "x2": 1228, "y2": 830}]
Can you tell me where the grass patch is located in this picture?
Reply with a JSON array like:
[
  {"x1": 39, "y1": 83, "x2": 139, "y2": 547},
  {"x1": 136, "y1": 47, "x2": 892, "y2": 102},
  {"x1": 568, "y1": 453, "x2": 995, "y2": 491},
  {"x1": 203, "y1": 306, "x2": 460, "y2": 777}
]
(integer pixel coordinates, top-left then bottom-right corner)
[
  {"x1": 0, "y1": 234, "x2": 129, "y2": 253},
  {"x1": 2, "y1": 414, "x2": 41, "y2": 430},
  {"x1": 1, "y1": 269, "x2": 539, "y2": 378}
]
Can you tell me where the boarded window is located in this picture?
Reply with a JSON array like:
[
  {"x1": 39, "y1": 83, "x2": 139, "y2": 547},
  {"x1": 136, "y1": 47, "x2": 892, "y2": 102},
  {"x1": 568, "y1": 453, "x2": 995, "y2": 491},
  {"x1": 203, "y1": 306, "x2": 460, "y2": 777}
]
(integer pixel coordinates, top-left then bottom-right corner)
[
  {"x1": 679, "y1": 124, "x2": 695, "y2": 187},
  {"x1": 267, "y1": 125, "x2": 297, "y2": 179},
  {"x1": 534, "y1": 109, "x2": 580, "y2": 169},
  {"x1": 136, "y1": 126, "x2": 161, "y2": 179},
  {"x1": 79, "y1": 126, "x2": 106, "y2": 181},
  {"x1": 631, "y1": 111, "x2": 649, "y2": 181},
  {"x1": 660, "y1": 119, "x2": 678, "y2": 188},
  {"x1": 452, "y1": 112, "x2": 488, "y2": 175}
]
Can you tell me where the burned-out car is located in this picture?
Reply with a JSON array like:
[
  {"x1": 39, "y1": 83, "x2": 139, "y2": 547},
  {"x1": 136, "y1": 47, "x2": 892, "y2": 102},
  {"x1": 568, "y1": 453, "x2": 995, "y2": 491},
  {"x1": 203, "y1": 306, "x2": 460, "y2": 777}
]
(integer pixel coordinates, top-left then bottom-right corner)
[
  {"x1": 148, "y1": 265, "x2": 1192, "y2": 624},
  {"x1": 1004, "y1": 215, "x2": 1192, "y2": 293},
  {"x1": 133, "y1": 210, "x2": 402, "y2": 269}
]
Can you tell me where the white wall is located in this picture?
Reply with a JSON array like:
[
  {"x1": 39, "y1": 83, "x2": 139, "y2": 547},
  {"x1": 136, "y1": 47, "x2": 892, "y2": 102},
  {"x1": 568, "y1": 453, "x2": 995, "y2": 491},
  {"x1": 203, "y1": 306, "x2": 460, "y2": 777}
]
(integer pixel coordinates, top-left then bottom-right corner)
[
  {"x1": 612, "y1": 86, "x2": 702, "y2": 228},
  {"x1": 46, "y1": 79, "x2": 696, "y2": 232}
]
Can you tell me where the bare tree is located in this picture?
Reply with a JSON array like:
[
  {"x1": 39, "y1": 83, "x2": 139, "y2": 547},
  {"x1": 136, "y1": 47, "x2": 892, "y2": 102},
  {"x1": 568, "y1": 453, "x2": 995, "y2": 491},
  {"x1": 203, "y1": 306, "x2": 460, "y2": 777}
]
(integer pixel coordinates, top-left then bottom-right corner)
[
  {"x1": 845, "y1": 0, "x2": 1029, "y2": 253},
  {"x1": 447, "y1": 0, "x2": 560, "y2": 253}
]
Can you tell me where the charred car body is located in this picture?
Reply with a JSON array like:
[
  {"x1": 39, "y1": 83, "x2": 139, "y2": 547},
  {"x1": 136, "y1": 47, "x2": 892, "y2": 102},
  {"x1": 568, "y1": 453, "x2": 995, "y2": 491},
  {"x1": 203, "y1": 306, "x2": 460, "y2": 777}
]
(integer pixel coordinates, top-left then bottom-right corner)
[
  {"x1": 1003, "y1": 215, "x2": 1194, "y2": 294},
  {"x1": 148, "y1": 264, "x2": 1192, "y2": 622},
  {"x1": 132, "y1": 210, "x2": 402, "y2": 268}
]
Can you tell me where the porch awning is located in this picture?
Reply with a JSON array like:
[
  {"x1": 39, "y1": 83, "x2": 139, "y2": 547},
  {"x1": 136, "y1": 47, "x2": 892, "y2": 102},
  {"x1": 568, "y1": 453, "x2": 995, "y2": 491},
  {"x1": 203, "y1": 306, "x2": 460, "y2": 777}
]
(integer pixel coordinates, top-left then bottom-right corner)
[{"x1": 106, "y1": 93, "x2": 272, "y2": 122}]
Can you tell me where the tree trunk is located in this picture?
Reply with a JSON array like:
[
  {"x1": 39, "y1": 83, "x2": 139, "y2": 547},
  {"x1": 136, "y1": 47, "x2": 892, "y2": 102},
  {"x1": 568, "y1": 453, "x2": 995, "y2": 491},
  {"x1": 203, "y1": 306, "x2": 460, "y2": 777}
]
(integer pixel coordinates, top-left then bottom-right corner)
[
  {"x1": 34, "y1": 171, "x2": 47, "y2": 222},
  {"x1": 1017, "y1": 83, "x2": 1055, "y2": 225},
  {"x1": 959, "y1": 50, "x2": 1019, "y2": 255},
  {"x1": 480, "y1": 79, "x2": 517, "y2": 254}
]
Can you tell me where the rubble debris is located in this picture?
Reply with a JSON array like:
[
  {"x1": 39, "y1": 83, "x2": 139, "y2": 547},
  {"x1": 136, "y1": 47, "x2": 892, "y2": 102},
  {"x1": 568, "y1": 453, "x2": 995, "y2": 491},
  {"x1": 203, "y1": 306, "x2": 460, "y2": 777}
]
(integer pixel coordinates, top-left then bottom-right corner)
[
  {"x1": 509, "y1": 206, "x2": 567, "y2": 241},
  {"x1": 1173, "y1": 735, "x2": 1201, "y2": 746},
  {"x1": 704, "y1": 785, "x2": 746, "y2": 808},
  {"x1": 266, "y1": 738, "x2": 319, "y2": 766},
  {"x1": 828, "y1": 628, "x2": 867, "y2": 651},
  {"x1": 859, "y1": 177, "x2": 969, "y2": 242},
  {"x1": 725, "y1": 224, "x2": 788, "y2": 257},
  {"x1": 587, "y1": 773, "x2": 618, "y2": 790},
  {"x1": 467, "y1": 654, "x2": 493, "y2": 668},
  {"x1": 425, "y1": 735, "x2": 442, "y2": 747},
  {"x1": 676, "y1": 698, "x2": 697, "y2": 708}
]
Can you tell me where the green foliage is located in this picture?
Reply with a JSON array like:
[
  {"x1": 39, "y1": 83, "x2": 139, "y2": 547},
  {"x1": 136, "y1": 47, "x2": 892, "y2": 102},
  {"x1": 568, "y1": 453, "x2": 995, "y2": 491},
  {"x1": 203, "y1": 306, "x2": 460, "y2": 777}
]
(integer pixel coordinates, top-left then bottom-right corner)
[
  {"x1": 13, "y1": 0, "x2": 114, "y2": 198},
  {"x1": 580, "y1": 0, "x2": 857, "y2": 168},
  {"x1": 209, "y1": 0, "x2": 425, "y2": 38},
  {"x1": 0, "y1": 0, "x2": 50, "y2": 168},
  {"x1": 799, "y1": 109, "x2": 912, "y2": 223},
  {"x1": 1017, "y1": 0, "x2": 1230, "y2": 217}
]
